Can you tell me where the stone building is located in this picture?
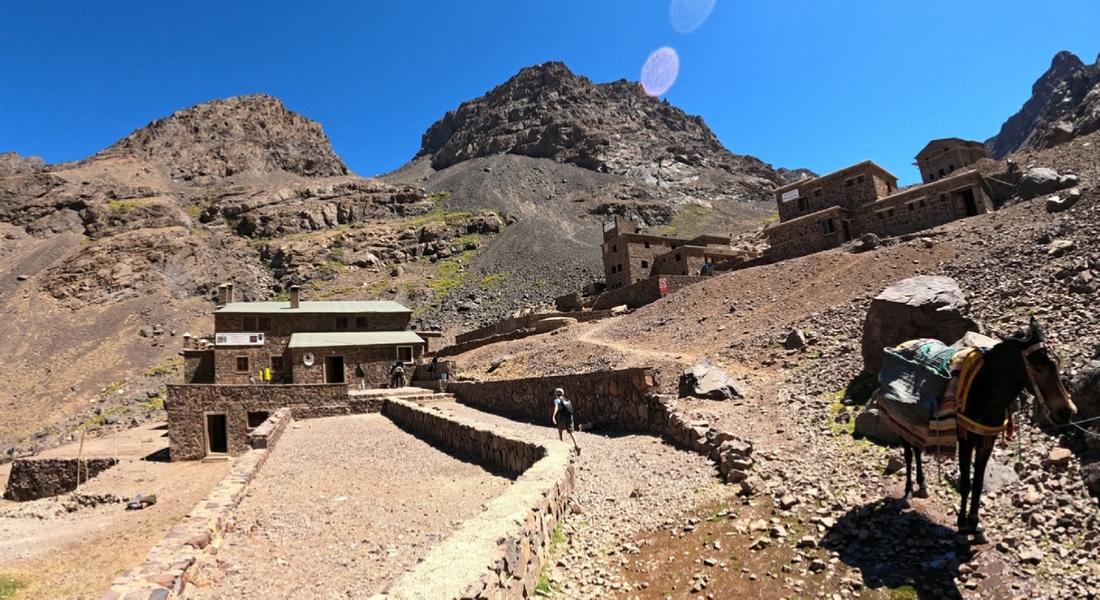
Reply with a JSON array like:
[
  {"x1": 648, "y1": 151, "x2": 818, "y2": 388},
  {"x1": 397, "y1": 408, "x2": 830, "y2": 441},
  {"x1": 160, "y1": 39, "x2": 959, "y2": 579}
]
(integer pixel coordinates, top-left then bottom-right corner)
[
  {"x1": 185, "y1": 284, "x2": 424, "y2": 386},
  {"x1": 601, "y1": 217, "x2": 757, "y2": 289},
  {"x1": 765, "y1": 145, "x2": 993, "y2": 262},
  {"x1": 915, "y1": 138, "x2": 988, "y2": 184},
  {"x1": 171, "y1": 284, "x2": 426, "y2": 460}
]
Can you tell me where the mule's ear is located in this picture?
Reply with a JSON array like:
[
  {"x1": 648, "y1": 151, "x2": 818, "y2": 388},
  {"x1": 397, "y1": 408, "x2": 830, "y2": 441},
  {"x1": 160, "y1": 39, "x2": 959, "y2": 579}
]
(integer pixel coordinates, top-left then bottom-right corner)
[{"x1": 1029, "y1": 317, "x2": 1046, "y2": 341}]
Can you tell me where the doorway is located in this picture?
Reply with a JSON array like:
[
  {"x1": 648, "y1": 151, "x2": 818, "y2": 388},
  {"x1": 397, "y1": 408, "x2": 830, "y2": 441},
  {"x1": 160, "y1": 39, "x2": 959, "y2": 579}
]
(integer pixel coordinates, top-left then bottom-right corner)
[
  {"x1": 206, "y1": 414, "x2": 228, "y2": 455},
  {"x1": 961, "y1": 189, "x2": 979, "y2": 216},
  {"x1": 841, "y1": 220, "x2": 852, "y2": 242},
  {"x1": 325, "y1": 355, "x2": 345, "y2": 384}
]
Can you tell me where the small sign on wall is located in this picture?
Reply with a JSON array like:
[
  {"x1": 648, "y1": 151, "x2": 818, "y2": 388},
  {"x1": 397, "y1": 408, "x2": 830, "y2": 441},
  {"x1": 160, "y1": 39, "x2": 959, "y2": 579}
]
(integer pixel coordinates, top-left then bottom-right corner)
[
  {"x1": 215, "y1": 332, "x2": 265, "y2": 346},
  {"x1": 781, "y1": 189, "x2": 800, "y2": 203},
  {"x1": 604, "y1": 219, "x2": 616, "y2": 232}
]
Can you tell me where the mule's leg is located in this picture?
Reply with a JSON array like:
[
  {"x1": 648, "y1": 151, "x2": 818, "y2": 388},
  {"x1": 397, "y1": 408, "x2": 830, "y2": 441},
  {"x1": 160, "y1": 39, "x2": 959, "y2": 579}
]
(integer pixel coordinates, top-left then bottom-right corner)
[
  {"x1": 914, "y1": 446, "x2": 929, "y2": 498},
  {"x1": 956, "y1": 438, "x2": 973, "y2": 538},
  {"x1": 903, "y1": 442, "x2": 914, "y2": 500},
  {"x1": 967, "y1": 444, "x2": 994, "y2": 544}
]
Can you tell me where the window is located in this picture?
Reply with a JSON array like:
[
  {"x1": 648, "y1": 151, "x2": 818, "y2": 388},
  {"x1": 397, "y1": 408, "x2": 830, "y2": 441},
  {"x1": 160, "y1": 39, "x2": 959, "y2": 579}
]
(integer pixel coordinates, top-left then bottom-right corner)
[
  {"x1": 949, "y1": 164, "x2": 955, "y2": 173},
  {"x1": 820, "y1": 218, "x2": 836, "y2": 235},
  {"x1": 242, "y1": 316, "x2": 256, "y2": 331},
  {"x1": 938, "y1": 168, "x2": 946, "y2": 178},
  {"x1": 397, "y1": 346, "x2": 413, "y2": 362},
  {"x1": 814, "y1": 188, "x2": 822, "y2": 197},
  {"x1": 640, "y1": 260, "x2": 649, "y2": 268},
  {"x1": 355, "y1": 316, "x2": 368, "y2": 329},
  {"x1": 247, "y1": 411, "x2": 270, "y2": 429},
  {"x1": 335, "y1": 316, "x2": 349, "y2": 330},
  {"x1": 908, "y1": 203, "x2": 915, "y2": 211},
  {"x1": 675, "y1": 253, "x2": 682, "y2": 262},
  {"x1": 845, "y1": 178, "x2": 854, "y2": 187},
  {"x1": 258, "y1": 317, "x2": 271, "y2": 331},
  {"x1": 798, "y1": 197, "x2": 809, "y2": 212},
  {"x1": 919, "y1": 199, "x2": 926, "y2": 208},
  {"x1": 643, "y1": 241, "x2": 650, "y2": 249},
  {"x1": 236, "y1": 356, "x2": 250, "y2": 372},
  {"x1": 857, "y1": 175, "x2": 865, "y2": 184},
  {"x1": 940, "y1": 194, "x2": 948, "y2": 203},
  {"x1": 612, "y1": 245, "x2": 617, "y2": 253},
  {"x1": 271, "y1": 356, "x2": 284, "y2": 371},
  {"x1": 888, "y1": 209, "x2": 895, "y2": 218},
  {"x1": 877, "y1": 212, "x2": 884, "y2": 219}
]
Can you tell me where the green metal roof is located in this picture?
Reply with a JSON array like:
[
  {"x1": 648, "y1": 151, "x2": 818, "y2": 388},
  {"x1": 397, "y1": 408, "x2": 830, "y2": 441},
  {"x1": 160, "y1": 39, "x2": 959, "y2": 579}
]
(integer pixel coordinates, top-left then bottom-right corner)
[
  {"x1": 287, "y1": 331, "x2": 425, "y2": 349},
  {"x1": 216, "y1": 300, "x2": 412, "y2": 315}
]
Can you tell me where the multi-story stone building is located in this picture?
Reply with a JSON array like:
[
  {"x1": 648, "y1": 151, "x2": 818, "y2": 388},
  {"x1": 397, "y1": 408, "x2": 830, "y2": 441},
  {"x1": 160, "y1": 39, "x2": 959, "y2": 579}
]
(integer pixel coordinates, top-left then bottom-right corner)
[
  {"x1": 765, "y1": 142, "x2": 993, "y2": 262},
  {"x1": 915, "y1": 138, "x2": 988, "y2": 184}
]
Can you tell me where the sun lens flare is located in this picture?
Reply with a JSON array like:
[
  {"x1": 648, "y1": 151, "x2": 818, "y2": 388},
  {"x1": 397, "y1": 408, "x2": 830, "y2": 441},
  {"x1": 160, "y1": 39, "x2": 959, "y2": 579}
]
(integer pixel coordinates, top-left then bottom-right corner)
[
  {"x1": 671, "y1": 0, "x2": 716, "y2": 34},
  {"x1": 641, "y1": 47, "x2": 679, "y2": 97}
]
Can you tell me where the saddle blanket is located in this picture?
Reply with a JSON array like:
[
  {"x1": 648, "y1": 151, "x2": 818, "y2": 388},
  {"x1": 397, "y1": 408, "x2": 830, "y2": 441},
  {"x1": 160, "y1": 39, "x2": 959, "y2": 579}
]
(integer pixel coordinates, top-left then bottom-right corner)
[{"x1": 876, "y1": 339, "x2": 985, "y2": 456}]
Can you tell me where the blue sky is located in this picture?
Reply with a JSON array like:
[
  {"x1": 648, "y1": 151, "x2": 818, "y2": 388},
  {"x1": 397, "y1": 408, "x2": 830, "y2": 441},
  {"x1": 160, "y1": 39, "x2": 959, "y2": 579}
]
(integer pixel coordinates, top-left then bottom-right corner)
[{"x1": 2, "y1": 1, "x2": 1097, "y2": 185}]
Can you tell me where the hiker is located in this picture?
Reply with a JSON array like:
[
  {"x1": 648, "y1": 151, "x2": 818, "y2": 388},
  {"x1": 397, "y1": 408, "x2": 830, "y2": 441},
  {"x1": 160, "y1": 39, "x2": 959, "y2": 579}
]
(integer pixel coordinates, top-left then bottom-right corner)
[
  {"x1": 390, "y1": 359, "x2": 406, "y2": 389},
  {"x1": 355, "y1": 363, "x2": 366, "y2": 390},
  {"x1": 427, "y1": 355, "x2": 438, "y2": 373},
  {"x1": 262, "y1": 366, "x2": 271, "y2": 385},
  {"x1": 551, "y1": 387, "x2": 580, "y2": 453}
]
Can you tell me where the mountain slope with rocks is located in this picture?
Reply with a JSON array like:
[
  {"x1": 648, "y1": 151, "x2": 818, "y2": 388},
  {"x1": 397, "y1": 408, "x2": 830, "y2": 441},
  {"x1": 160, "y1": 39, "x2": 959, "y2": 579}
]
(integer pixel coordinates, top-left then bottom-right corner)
[{"x1": 987, "y1": 50, "x2": 1100, "y2": 158}]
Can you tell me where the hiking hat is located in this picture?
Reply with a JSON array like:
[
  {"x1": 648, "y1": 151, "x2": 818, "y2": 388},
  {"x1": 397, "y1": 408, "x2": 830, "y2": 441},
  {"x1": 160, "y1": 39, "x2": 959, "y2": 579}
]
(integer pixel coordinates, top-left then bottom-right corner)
[{"x1": 554, "y1": 388, "x2": 564, "y2": 396}]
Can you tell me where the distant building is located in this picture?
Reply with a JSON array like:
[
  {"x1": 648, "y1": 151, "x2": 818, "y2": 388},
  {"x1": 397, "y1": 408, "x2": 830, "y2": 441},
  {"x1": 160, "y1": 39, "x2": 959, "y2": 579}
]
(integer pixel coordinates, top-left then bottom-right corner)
[
  {"x1": 765, "y1": 142, "x2": 993, "y2": 262},
  {"x1": 915, "y1": 138, "x2": 988, "y2": 184}
]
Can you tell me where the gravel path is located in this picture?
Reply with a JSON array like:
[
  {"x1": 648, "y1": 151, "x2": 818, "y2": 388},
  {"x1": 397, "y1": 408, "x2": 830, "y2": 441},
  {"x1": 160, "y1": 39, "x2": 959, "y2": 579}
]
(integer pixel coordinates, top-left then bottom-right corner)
[
  {"x1": 187, "y1": 414, "x2": 512, "y2": 599},
  {"x1": 434, "y1": 403, "x2": 731, "y2": 598}
]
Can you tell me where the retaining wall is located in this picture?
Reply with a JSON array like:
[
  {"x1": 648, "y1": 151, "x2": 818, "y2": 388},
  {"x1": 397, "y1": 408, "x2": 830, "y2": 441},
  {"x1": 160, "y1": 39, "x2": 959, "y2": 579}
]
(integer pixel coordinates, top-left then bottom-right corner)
[
  {"x1": 591, "y1": 275, "x2": 703, "y2": 311},
  {"x1": 377, "y1": 398, "x2": 574, "y2": 599},
  {"x1": 3, "y1": 458, "x2": 119, "y2": 502},
  {"x1": 104, "y1": 408, "x2": 293, "y2": 600},
  {"x1": 455, "y1": 311, "x2": 615, "y2": 345}
]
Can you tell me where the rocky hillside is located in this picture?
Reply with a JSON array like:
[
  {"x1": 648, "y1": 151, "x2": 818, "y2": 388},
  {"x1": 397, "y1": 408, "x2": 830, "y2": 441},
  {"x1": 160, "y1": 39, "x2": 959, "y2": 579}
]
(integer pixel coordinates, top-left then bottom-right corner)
[
  {"x1": 94, "y1": 94, "x2": 349, "y2": 185},
  {"x1": 987, "y1": 51, "x2": 1100, "y2": 158},
  {"x1": 0, "y1": 151, "x2": 45, "y2": 177},
  {"x1": 415, "y1": 62, "x2": 781, "y2": 195}
]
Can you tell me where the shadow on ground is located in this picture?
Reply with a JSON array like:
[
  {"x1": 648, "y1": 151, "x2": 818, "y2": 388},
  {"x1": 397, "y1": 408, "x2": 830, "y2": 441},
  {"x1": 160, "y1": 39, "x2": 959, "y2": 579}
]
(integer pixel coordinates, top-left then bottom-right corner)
[{"x1": 820, "y1": 498, "x2": 962, "y2": 599}]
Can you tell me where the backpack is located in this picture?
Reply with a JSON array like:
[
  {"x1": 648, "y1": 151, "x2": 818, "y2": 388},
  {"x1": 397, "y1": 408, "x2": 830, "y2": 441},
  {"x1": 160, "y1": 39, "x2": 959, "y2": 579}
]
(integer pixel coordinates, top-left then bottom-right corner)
[{"x1": 559, "y1": 398, "x2": 574, "y2": 416}]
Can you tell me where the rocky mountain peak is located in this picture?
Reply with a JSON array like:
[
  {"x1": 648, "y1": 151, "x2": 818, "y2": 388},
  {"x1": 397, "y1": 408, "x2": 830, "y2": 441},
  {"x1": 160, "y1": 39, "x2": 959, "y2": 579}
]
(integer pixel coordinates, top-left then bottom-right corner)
[
  {"x1": 986, "y1": 50, "x2": 1100, "y2": 158},
  {"x1": 0, "y1": 151, "x2": 45, "y2": 177},
  {"x1": 95, "y1": 94, "x2": 348, "y2": 185},
  {"x1": 415, "y1": 62, "x2": 781, "y2": 188}
]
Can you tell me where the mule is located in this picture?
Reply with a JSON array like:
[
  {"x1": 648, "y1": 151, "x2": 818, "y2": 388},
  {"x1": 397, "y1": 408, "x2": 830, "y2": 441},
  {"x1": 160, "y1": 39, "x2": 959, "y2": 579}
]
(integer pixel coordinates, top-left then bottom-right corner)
[{"x1": 894, "y1": 318, "x2": 1076, "y2": 545}]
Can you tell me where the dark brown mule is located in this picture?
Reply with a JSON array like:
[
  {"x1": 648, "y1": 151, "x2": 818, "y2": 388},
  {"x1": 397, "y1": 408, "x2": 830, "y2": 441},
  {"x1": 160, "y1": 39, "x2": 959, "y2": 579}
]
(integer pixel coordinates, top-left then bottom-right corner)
[{"x1": 896, "y1": 318, "x2": 1076, "y2": 545}]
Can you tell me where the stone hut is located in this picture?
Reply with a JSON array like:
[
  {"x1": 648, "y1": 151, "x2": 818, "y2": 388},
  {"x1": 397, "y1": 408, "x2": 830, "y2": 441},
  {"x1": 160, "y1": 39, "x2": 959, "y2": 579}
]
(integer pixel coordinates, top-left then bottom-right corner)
[{"x1": 915, "y1": 138, "x2": 988, "y2": 184}]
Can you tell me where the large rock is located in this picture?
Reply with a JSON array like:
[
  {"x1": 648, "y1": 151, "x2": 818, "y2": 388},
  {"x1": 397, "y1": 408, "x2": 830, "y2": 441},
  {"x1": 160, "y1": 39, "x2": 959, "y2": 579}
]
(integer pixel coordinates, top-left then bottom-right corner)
[
  {"x1": 1070, "y1": 360, "x2": 1100, "y2": 422},
  {"x1": 861, "y1": 276, "x2": 981, "y2": 374},
  {"x1": 679, "y1": 357, "x2": 745, "y2": 400},
  {"x1": 1016, "y1": 167, "x2": 1079, "y2": 201},
  {"x1": 854, "y1": 407, "x2": 901, "y2": 445}
]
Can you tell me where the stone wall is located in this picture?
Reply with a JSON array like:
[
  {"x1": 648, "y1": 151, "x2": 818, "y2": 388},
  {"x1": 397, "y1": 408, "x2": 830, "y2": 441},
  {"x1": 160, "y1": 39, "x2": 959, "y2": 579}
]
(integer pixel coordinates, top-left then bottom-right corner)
[
  {"x1": 246, "y1": 407, "x2": 292, "y2": 450},
  {"x1": 859, "y1": 170, "x2": 993, "y2": 238},
  {"x1": 378, "y1": 398, "x2": 574, "y2": 599},
  {"x1": 776, "y1": 163, "x2": 891, "y2": 222},
  {"x1": 287, "y1": 345, "x2": 422, "y2": 386},
  {"x1": 448, "y1": 368, "x2": 673, "y2": 432},
  {"x1": 455, "y1": 311, "x2": 615, "y2": 346},
  {"x1": 166, "y1": 383, "x2": 349, "y2": 461},
  {"x1": 765, "y1": 207, "x2": 852, "y2": 263},
  {"x1": 104, "y1": 411, "x2": 292, "y2": 600},
  {"x1": 591, "y1": 275, "x2": 703, "y2": 311},
  {"x1": 183, "y1": 350, "x2": 215, "y2": 384},
  {"x1": 3, "y1": 458, "x2": 119, "y2": 501}
]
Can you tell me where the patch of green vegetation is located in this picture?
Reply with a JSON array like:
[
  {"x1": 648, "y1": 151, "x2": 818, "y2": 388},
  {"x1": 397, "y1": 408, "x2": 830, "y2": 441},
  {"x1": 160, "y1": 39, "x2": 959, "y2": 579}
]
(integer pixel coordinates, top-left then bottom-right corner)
[
  {"x1": 328, "y1": 247, "x2": 345, "y2": 259},
  {"x1": 827, "y1": 402, "x2": 857, "y2": 436},
  {"x1": 81, "y1": 236, "x2": 93, "y2": 246},
  {"x1": 275, "y1": 289, "x2": 291, "y2": 302},
  {"x1": 552, "y1": 521, "x2": 568, "y2": 545},
  {"x1": 320, "y1": 287, "x2": 354, "y2": 299},
  {"x1": 71, "y1": 405, "x2": 129, "y2": 432},
  {"x1": 100, "y1": 379, "x2": 126, "y2": 399},
  {"x1": 108, "y1": 199, "x2": 142, "y2": 213},
  {"x1": 661, "y1": 204, "x2": 709, "y2": 235},
  {"x1": 427, "y1": 191, "x2": 451, "y2": 202},
  {"x1": 365, "y1": 278, "x2": 390, "y2": 297},
  {"x1": 185, "y1": 204, "x2": 203, "y2": 220},
  {"x1": 532, "y1": 280, "x2": 547, "y2": 287},
  {"x1": 144, "y1": 357, "x2": 183, "y2": 377},
  {"x1": 729, "y1": 554, "x2": 740, "y2": 561},
  {"x1": 0, "y1": 576, "x2": 24, "y2": 599},
  {"x1": 534, "y1": 567, "x2": 552, "y2": 594},
  {"x1": 764, "y1": 213, "x2": 780, "y2": 223},
  {"x1": 889, "y1": 585, "x2": 918, "y2": 600},
  {"x1": 424, "y1": 249, "x2": 476, "y2": 303},
  {"x1": 318, "y1": 261, "x2": 345, "y2": 277},
  {"x1": 478, "y1": 271, "x2": 510, "y2": 290},
  {"x1": 190, "y1": 227, "x2": 212, "y2": 238}
]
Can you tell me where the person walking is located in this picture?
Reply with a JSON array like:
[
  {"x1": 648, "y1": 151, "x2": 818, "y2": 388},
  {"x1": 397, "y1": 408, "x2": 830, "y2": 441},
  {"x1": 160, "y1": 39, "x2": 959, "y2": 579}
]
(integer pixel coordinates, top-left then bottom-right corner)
[
  {"x1": 551, "y1": 387, "x2": 580, "y2": 453},
  {"x1": 355, "y1": 363, "x2": 366, "y2": 390},
  {"x1": 390, "y1": 359, "x2": 406, "y2": 389}
]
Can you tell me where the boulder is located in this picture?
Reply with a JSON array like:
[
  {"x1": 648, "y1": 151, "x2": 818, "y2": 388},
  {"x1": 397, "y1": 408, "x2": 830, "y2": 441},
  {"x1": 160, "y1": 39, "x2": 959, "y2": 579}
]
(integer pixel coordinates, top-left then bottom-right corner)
[
  {"x1": 854, "y1": 407, "x2": 901, "y2": 445},
  {"x1": 851, "y1": 233, "x2": 880, "y2": 253},
  {"x1": 679, "y1": 357, "x2": 746, "y2": 400},
  {"x1": 1083, "y1": 463, "x2": 1100, "y2": 498},
  {"x1": 982, "y1": 459, "x2": 1019, "y2": 493},
  {"x1": 1045, "y1": 188, "x2": 1081, "y2": 213},
  {"x1": 951, "y1": 331, "x2": 1000, "y2": 349},
  {"x1": 784, "y1": 329, "x2": 807, "y2": 350},
  {"x1": 1016, "y1": 167, "x2": 1077, "y2": 200},
  {"x1": 861, "y1": 276, "x2": 981, "y2": 374},
  {"x1": 1070, "y1": 361, "x2": 1100, "y2": 422}
]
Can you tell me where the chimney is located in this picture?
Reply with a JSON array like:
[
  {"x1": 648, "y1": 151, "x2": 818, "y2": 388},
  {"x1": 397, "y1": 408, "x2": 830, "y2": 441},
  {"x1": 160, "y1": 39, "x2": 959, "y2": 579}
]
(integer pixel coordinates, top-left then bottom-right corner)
[
  {"x1": 225, "y1": 283, "x2": 234, "y2": 304},
  {"x1": 289, "y1": 285, "x2": 300, "y2": 309},
  {"x1": 216, "y1": 284, "x2": 228, "y2": 307}
]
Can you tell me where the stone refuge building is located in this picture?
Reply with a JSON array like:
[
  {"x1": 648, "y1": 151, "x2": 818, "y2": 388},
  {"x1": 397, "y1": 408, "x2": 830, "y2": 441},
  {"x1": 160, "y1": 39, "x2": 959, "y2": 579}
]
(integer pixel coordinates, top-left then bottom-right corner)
[
  {"x1": 915, "y1": 138, "x2": 988, "y2": 184},
  {"x1": 170, "y1": 284, "x2": 426, "y2": 460},
  {"x1": 765, "y1": 139, "x2": 993, "y2": 262},
  {"x1": 601, "y1": 216, "x2": 757, "y2": 290}
]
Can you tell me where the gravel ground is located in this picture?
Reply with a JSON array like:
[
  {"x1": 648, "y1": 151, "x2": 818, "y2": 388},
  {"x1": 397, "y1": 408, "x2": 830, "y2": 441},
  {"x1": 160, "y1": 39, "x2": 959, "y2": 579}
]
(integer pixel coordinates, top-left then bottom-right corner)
[{"x1": 186, "y1": 414, "x2": 512, "y2": 599}]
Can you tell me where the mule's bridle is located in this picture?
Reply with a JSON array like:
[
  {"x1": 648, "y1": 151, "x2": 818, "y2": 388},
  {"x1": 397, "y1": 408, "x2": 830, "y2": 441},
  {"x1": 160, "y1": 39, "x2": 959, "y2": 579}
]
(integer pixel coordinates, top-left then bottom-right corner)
[{"x1": 1021, "y1": 341, "x2": 1069, "y2": 411}]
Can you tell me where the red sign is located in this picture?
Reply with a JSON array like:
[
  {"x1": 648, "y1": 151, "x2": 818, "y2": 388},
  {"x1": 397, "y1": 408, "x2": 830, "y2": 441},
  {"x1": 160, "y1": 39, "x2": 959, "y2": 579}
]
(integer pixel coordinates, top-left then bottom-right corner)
[{"x1": 658, "y1": 278, "x2": 668, "y2": 295}]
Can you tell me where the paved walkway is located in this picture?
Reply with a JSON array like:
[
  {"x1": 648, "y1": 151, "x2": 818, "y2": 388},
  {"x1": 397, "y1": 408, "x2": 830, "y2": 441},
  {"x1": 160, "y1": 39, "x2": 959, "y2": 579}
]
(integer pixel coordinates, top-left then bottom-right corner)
[{"x1": 187, "y1": 414, "x2": 512, "y2": 599}]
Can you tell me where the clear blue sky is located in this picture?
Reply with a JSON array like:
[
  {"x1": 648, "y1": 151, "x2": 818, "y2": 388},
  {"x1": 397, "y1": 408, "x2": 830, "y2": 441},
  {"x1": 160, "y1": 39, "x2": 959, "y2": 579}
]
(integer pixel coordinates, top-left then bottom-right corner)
[{"x1": 2, "y1": 1, "x2": 1098, "y2": 184}]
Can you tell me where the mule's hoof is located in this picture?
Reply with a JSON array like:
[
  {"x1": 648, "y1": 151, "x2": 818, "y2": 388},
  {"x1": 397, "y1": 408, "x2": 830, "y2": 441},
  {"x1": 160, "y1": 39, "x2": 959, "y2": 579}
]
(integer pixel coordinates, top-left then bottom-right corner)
[
  {"x1": 955, "y1": 533, "x2": 971, "y2": 546},
  {"x1": 914, "y1": 486, "x2": 930, "y2": 499},
  {"x1": 972, "y1": 529, "x2": 988, "y2": 545}
]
